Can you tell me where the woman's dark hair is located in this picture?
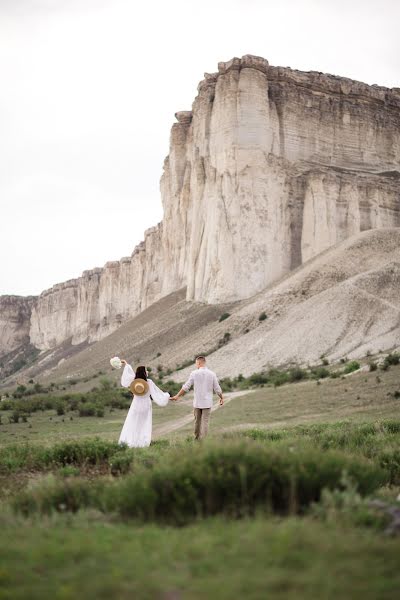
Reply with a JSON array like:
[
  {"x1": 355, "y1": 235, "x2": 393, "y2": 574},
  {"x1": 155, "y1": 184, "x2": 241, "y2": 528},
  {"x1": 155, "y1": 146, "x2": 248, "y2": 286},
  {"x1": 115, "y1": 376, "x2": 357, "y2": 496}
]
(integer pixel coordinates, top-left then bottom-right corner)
[{"x1": 135, "y1": 366, "x2": 148, "y2": 381}]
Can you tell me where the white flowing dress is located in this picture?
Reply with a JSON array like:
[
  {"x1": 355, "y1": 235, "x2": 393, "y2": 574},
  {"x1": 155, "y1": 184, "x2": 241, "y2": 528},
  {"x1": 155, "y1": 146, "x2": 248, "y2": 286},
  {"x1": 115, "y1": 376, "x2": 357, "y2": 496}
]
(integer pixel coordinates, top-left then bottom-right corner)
[{"x1": 118, "y1": 364, "x2": 170, "y2": 448}]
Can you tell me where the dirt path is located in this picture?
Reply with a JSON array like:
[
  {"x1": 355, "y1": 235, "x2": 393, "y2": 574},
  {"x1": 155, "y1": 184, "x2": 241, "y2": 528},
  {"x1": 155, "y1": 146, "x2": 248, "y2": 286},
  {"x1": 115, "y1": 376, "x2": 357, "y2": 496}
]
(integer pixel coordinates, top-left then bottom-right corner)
[{"x1": 153, "y1": 390, "x2": 251, "y2": 438}]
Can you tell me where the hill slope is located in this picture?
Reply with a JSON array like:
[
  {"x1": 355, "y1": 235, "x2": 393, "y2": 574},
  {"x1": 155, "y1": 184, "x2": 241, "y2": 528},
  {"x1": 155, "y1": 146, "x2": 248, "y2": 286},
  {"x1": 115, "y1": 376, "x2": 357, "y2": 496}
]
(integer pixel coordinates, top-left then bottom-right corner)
[{"x1": 4, "y1": 228, "x2": 400, "y2": 385}]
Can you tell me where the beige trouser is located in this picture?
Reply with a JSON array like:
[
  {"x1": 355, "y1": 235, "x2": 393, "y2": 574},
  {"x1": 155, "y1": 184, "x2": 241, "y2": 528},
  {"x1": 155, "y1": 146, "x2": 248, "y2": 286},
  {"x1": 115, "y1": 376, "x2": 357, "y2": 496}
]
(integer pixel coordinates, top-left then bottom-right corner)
[{"x1": 194, "y1": 407, "x2": 211, "y2": 440}]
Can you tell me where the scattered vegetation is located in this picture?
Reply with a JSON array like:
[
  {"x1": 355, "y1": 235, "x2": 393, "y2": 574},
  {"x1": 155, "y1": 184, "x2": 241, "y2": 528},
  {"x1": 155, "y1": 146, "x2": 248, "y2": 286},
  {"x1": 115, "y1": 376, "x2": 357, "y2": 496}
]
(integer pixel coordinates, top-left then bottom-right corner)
[
  {"x1": 258, "y1": 312, "x2": 267, "y2": 321},
  {"x1": 344, "y1": 361, "x2": 361, "y2": 374},
  {"x1": 219, "y1": 312, "x2": 231, "y2": 322},
  {"x1": 381, "y1": 352, "x2": 400, "y2": 370}
]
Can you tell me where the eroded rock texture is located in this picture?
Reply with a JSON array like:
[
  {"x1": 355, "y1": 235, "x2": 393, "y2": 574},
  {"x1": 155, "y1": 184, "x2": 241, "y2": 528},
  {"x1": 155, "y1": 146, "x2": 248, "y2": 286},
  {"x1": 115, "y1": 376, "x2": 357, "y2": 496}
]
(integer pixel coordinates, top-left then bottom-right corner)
[
  {"x1": 0, "y1": 296, "x2": 35, "y2": 357},
  {"x1": 2, "y1": 55, "x2": 400, "y2": 351},
  {"x1": 164, "y1": 55, "x2": 400, "y2": 303}
]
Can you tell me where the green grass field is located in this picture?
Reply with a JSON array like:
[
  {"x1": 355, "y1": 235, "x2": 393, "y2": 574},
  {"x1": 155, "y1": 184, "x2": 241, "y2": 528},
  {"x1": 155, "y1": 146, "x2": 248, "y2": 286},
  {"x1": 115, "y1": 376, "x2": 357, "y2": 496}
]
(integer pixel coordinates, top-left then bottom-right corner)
[{"x1": 0, "y1": 364, "x2": 399, "y2": 598}]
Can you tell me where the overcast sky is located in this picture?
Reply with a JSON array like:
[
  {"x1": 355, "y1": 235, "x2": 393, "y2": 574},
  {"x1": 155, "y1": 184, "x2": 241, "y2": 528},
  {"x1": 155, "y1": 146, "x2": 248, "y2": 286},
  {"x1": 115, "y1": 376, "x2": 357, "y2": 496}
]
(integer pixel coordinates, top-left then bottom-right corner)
[{"x1": 1, "y1": 0, "x2": 399, "y2": 297}]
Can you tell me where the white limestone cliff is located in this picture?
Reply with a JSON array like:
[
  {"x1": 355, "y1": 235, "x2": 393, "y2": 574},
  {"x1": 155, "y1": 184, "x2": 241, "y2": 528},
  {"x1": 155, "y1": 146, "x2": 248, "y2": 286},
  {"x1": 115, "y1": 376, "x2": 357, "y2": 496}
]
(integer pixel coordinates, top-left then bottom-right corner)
[
  {"x1": 2, "y1": 55, "x2": 400, "y2": 352},
  {"x1": 0, "y1": 296, "x2": 35, "y2": 356}
]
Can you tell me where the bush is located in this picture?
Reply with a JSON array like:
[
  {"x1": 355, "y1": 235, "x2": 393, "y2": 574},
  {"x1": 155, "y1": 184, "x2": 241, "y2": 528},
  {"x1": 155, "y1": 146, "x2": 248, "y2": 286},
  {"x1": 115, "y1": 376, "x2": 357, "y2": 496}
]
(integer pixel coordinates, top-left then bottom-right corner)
[
  {"x1": 218, "y1": 332, "x2": 231, "y2": 347},
  {"x1": 248, "y1": 372, "x2": 269, "y2": 386},
  {"x1": 56, "y1": 403, "x2": 65, "y2": 416},
  {"x1": 46, "y1": 439, "x2": 123, "y2": 467},
  {"x1": 220, "y1": 377, "x2": 234, "y2": 392},
  {"x1": 99, "y1": 377, "x2": 114, "y2": 391},
  {"x1": 368, "y1": 362, "x2": 378, "y2": 372},
  {"x1": 310, "y1": 367, "x2": 330, "y2": 380},
  {"x1": 258, "y1": 312, "x2": 267, "y2": 321},
  {"x1": 13, "y1": 442, "x2": 386, "y2": 522},
  {"x1": 344, "y1": 361, "x2": 360, "y2": 374},
  {"x1": 110, "y1": 451, "x2": 134, "y2": 476},
  {"x1": 14, "y1": 476, "x2": 101, "y2": 516},
  {"x1": 9, "y1": 410, "x2": 21, "y2": 424},
  {"x1": 95, "y1": 406, "x2": 105, "y2": 418},
  {"x1": 78, "y1": 403, "x2": 97, "y2": 417},
  {"x1": 288, "y1": 368, "x2": 308, "y2": 383},
  {"x1": 383, "y1": 353, "x2": 400, "y2": 369},
  {"x1": 378, "y1": 448, "x2": 400, "y2": 485},
  {"x1": 219, "y1": 312, "x2": 231, "y2": 322},
  {"x1": 269, "y1": 370, "x2": 290, "y2": 387},
  {"x1": 58, "y1": 466, "x2": 81, "y2": 478},
  {"x1": 0, "y1": 439, "x2": 126, "y2": 473}
]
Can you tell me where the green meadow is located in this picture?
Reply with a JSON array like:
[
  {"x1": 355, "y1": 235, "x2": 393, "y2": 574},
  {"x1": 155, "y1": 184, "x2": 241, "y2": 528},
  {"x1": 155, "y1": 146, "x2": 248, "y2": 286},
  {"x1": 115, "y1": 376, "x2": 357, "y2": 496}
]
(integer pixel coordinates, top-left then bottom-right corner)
[{"x1": 0, "y1": 362, "x2": 399, "y2": 598}]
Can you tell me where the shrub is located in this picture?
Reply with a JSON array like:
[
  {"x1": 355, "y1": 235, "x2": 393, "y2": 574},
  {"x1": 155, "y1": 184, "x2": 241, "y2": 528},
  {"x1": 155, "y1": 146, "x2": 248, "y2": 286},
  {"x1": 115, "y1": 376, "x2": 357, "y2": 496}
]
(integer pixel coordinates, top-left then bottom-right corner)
[
  {"x1": 163, "y1": 380, "x2": 181, "y2": 397},
  {"x1": 14, "y1": 476, "x2": 101, "y2": 516},
  {"x1": 218, "y1": 332, "x2": 231, "y2": 347},
  {"x1": 248, "y1": 372, "x2": 269, "y2": 386},
  {"x1": 269, "y1": 370, "x2": 290, "y2": 387},
  {"x1": 99, "y1": 377, "x2": 113, "y2": 391},
  {"x1": 310, "y1": 367, "x2": 330, "y2": 380},
  {"x1": 13, "y1": 442, "x2": 386, "y2": 522},
  {"x1": 344, "y1": 361, "x2": 360, "y2": 374},
  {"x1": 47, "y1": 439, "x2": 123, "y2": 467},
  {"x1": 56, "y1": 403, "x2": 65, "y2": 416},
  {"x1": 58, "y1": 466, "x2": 81, "y2": 478},
  {"x1": 78, "y1": 403, "x2": 96, "y2": 417},
  {"x1": 368, "y1": 362, "x2": 378, "y2": 372},
  {"x1": 95, "y1": 406, "x2": 105, "y2": 418},
  {"x1": 220, "y1": 377, "x2": 234, "y2": 391},
  {"x1": 110, "y1": 452, "x2": 134, "y2": 476},
  {"x1": 309, "y1": 472, "x2": 389, "y2": 530},
  {"x1": 0, "y1": 439, "x2": 126, "y2": 473},
  {"x1": 383, "y1": 353, "x2": 400, "y2": 369},
  {"x1": 219, "y1": 312, "x2": 231, "y2": 322},
  {"x1": 9, "y1": 410, "x2": 21, "y2": 424},
  {"x1": 258, "y1": 312, "x2": 267, "y2": 321},
  {"x1": 378, "y1": 448, "x2": 400, "y2": 485},
  {"x1": 288, "y1": 367, "x2": 308, "y2": 383}
]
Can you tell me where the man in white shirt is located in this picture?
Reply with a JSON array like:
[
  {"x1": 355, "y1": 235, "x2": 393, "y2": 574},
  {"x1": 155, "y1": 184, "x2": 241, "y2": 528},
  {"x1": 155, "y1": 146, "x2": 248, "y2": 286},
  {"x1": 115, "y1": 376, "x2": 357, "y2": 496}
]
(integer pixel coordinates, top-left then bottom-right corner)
[{"x1": 171, "y1": 356, "x2": 223, "y2": 440}]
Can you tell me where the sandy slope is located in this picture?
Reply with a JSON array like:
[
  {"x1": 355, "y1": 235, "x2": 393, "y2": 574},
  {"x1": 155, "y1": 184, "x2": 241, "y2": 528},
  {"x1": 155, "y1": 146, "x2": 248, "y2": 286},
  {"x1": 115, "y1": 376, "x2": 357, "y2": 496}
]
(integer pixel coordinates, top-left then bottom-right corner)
[{"x1": 175, "y1": 228, "x2": 400, "y2": 378}]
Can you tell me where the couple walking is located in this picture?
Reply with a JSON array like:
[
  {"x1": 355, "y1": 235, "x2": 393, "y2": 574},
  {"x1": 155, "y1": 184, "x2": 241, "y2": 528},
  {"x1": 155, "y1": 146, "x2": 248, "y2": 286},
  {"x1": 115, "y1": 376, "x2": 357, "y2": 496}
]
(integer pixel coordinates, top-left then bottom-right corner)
[{"x1": 118, "y1": 356, "x2": 223, "y2": 448}]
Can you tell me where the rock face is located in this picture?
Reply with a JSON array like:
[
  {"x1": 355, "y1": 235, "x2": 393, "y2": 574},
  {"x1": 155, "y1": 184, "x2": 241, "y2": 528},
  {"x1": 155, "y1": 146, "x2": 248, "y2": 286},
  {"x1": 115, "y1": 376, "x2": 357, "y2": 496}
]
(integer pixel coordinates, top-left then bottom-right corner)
[
  {"x1": 0, "y1": 296, "x2": 35, "y2": 357},
  {"x1": 164, "y1": 55, "x2": 400, "y2": 303},
  {"x1": 29, "y1": 225, "x2": 165, "y2": 349},
  {"x1": 2, "y1": 55, "x2": 400, "y2": 352}
]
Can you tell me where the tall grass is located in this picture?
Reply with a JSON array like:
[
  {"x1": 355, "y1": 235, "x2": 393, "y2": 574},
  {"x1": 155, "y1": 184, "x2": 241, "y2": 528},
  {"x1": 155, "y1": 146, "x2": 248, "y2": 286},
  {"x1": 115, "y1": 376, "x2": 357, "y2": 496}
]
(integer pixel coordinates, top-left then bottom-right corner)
[{"x1": 13, "y1": 441, "x2": 386, "y2": 522}]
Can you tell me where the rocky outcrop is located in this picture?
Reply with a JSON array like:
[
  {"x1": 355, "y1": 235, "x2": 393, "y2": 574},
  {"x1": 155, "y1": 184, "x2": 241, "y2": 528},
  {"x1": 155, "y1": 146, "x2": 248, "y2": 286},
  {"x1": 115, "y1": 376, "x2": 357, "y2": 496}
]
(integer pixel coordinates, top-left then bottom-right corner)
[
  {"x1": 2, "y1": 55, "x2": 400, "y2": 352},
  {"x1": 0, "y1": 296, "x2": 35, "y2": 357},
  {"x1": 29, "y1": 224, "x2": 167, "y2": 349},
  {"x1": 165, "y1": 55, "x2": 400, "y2": 303}
]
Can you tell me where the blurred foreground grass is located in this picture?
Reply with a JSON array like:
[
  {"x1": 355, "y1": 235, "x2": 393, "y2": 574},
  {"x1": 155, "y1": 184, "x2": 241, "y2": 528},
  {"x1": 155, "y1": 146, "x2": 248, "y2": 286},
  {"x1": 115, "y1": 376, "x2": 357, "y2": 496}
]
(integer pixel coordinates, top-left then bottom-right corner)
[{"x1": 0, "y1": 514, "x2": 399, "y2": 600}]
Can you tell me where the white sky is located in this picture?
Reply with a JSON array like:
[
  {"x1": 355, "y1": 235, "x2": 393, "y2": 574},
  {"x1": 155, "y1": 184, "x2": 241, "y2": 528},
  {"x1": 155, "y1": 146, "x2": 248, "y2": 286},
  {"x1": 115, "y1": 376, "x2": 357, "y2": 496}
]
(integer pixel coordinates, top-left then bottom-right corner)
[{"x1": 1, "y1": 0, "x2": 399, "y2": 296}]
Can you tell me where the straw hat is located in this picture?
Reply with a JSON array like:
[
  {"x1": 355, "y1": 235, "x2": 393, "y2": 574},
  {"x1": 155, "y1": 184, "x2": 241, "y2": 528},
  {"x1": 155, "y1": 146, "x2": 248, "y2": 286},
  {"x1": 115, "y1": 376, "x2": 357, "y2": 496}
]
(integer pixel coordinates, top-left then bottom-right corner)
[{"x1": 129, "y1": 378, "x2": 149, "y2": 396}]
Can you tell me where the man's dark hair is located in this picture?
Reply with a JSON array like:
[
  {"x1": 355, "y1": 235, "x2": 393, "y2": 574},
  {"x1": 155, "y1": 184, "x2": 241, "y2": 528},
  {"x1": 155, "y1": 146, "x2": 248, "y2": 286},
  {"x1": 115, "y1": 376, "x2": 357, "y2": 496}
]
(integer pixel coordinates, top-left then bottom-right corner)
[{"x1": 196, "y1": 356, "x2": 206, "y2": 361}]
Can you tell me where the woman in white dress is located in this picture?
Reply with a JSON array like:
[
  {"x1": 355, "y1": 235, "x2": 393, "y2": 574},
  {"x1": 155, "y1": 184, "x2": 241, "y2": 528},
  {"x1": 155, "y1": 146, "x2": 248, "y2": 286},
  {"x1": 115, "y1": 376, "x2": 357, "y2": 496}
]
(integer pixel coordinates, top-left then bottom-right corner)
[{"x1": 118, "y1": 360, "x2": 170, "y2": 448}]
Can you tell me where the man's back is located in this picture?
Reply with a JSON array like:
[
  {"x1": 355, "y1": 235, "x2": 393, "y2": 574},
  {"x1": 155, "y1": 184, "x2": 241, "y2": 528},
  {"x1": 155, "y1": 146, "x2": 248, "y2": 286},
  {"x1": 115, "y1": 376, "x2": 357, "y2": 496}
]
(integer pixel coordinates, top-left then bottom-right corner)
[{"x1": 183, "y1": 366, "x2": 222, "y2": 408}]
